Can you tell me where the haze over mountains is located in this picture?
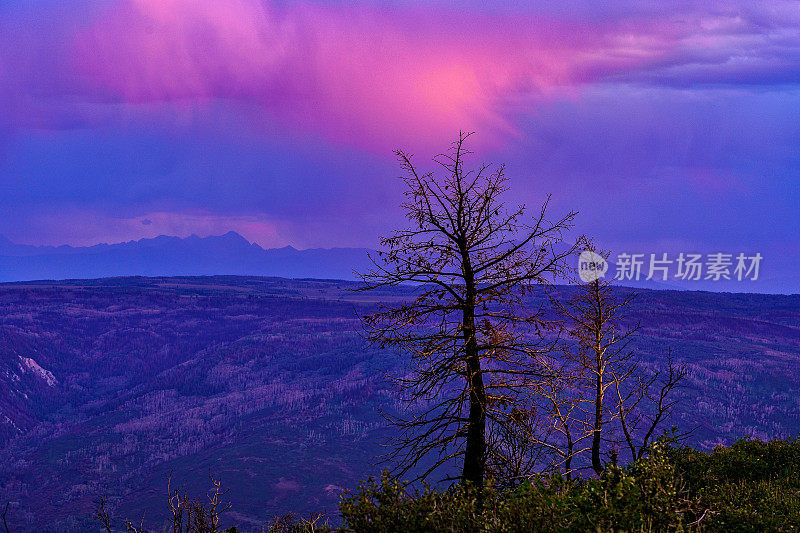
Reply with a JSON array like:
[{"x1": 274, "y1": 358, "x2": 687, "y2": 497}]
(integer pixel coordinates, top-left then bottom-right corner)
[
  {"x1": 0, "y1": 232, "x2": 372, "y2": 282},
  {"x1": 0, "y1": 232, "x2": 795, "y2": 293}
]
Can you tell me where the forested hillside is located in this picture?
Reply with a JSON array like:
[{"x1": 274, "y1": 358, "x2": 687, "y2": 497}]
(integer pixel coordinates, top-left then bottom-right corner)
[{"x1": 0, "y1": 277, "x2": 798, "y2": 531}]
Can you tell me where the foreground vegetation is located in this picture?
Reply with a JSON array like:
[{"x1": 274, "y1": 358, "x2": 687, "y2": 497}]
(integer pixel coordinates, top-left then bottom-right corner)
[
  {"x1": 308, "y1": 437, "x2": 800, "y2": 532},
  {"x1": 97, "y1": 436, "x2": 800, "y2": 532}
]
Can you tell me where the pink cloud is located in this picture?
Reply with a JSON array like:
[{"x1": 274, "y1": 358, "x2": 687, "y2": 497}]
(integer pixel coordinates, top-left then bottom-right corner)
[{"x1": 75, "y1": 0, "x2": 676, "y2": 152}]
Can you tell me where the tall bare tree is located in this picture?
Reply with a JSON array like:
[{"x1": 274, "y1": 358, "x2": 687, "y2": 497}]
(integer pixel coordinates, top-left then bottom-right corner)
[
  {"x1": 357, "y1": 132, "x2": 579, "y2": 489},
  {"x1": 557, "y1": 267, "x2": 637, "y2": 474},
  {"x1": 556, "y1": 249, "x2": 687, "y2": 474}
]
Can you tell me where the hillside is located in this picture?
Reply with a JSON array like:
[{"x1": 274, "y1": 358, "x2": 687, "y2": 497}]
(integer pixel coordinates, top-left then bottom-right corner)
[{"x1": 0, "y1": 277, "x2": 798, "y2": 531}]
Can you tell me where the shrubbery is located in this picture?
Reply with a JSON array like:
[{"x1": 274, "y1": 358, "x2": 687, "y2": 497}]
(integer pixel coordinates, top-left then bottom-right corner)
[
  {"x1": 337, "y1": 442, "x2": 697, "y2": 533},
  {"x1": 331, "y1": 437, "x2": 800, "y2": 532},
  {"x1": 668, "y1": 437, "x2": 800, "y2": 531},
  {"x1": 99, "y1": 437, "x2": 800, "y2": 532}
]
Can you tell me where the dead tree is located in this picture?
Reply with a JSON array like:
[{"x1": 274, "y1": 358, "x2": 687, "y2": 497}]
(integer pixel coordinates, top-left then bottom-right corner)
[
  {"x1": 358, "y1": 132, "x2": 579, "y2": 489},
  {"x1": 535, "y1": 356, "x2": 593, "y2": 479},
  {"x1": 170, "y1": 472, "x2": 231, "y2": 533},
  {"x1": 94, "y1": 472, "x2": 233, "y2": 533},
  {"x1": 206, "y1": 474, "x2": 232, "y2": 532},
  {"x1": 487, "y1": 354, "x2": 592, "y2": 483},
  {"x1": 167, "y1": 471, "x2": 187, "y2": 533},
  {"x1": 485, "y1": 402, "x2": 553, "y2": 487},
  {"x1": 558, "y1": 270, "x2": 637, "y2": 475},
  {"x1": 615, "y1": 348, "x2": 688, "y2": 460},
  {"x1": 93, "y1": 496, "x2": 114, "y2": 533},
  {"x1": 557, "y1": 249, "x2": 687, "y2": 474}
]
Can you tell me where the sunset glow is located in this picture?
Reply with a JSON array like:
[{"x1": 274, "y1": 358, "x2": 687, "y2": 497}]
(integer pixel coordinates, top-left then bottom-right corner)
[{"x1": 0, "y1": 0, "x2": 797, "y2": 286}]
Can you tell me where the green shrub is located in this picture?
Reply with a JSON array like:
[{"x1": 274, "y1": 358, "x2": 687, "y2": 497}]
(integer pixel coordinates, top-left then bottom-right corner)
[
  {"x1": 340, "y1": 445, "x2": 699, "y2": 532},
  {"x1": 338, "y1": 439, "x2": 800, "y2": 532},
  {"x1": 339, "y1": 473, "x2": 485, "y2": 533},
  {"x1": 668, "y1": 437, "x2": 800, "y2": 532},
  {"x1": 98, "y1": 437, "x2": 800, "y2": 532}
]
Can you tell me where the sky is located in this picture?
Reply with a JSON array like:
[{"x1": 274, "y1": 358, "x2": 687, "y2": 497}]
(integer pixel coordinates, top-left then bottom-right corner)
[{"x1": 0, "y1": 0, "x2": 798, "y2": 287}]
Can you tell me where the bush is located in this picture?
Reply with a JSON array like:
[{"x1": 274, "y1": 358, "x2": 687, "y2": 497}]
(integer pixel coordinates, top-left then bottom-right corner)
[
  {"x1": 98, "y1": 437, "x2": 800, "y2": 532},
  {"x1": 339, "y1": 473, "x2": 485, "y2": 533},
  {"x1": 338, "y1": 438, "x2": 800, "y2": 532},
  {"x1": 340, "y1": 444, "x2": 699, "y2": 532},
  {"x1": 669, "y1": 437, "x2": 800, "y2": 531}
]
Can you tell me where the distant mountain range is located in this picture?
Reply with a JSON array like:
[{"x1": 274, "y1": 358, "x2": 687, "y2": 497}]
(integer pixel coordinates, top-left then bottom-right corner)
[
  {"x1": 0, "y1": 232, "x2": 373, "y2": 282},
  {"x1": 0, "y1": 233, "x2": 795, "y2": 293}
]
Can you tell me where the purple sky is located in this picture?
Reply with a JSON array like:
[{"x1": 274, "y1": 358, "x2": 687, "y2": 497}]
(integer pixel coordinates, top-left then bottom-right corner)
[{"x1": 0, "y1": 0, "x2": 798, "y2": 284}]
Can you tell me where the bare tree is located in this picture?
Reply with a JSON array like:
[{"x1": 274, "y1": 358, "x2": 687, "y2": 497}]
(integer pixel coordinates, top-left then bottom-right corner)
[
  {"x1": 535, "y1": 357, "x2": 592, "y2": 479},
  {"x1": 174, "y1": 472, "x2": 231, "y2": 533},
  {"x1": 124, "y1": 515, "x2": 148, "y2": 533},
  {"x1": 557, "y1": 265, "x2": 637, "y2": 474},
  {"x1": 94, "y1": 472, "x2": 233, "y2": 533},
  {"x1": 205, "y1": 474, "x2": 232, "y2": 532},
  {"x1": 168, "y1": 471, "x2": 187, "y2": 533},
  {"x1": 93, "y1": 496, "x2": 114, "y2": 533},
  {"x1": 556, "y1": 249, "x2": 687, "y2": 474},
  {"x1": 485, "y1": 402, "x2": 552, "y2": 487},
  {"x1": 487, "y1": 345, "x2": 601, "y2": 483},
  {"x1": 615, "y1": 348, "x2": 688, "y2": 460},
  {"x1": 357, "y1": 132, "x2": 579, "y2": 489}
]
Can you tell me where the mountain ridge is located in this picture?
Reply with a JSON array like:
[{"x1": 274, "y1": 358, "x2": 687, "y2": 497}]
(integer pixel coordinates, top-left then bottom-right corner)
[
  {"x1": 0, "y1": 233, "x2": 795, "y2": 294},
  {"x1": 0, "y1": 232, "x2": 372, "y2": 282}
]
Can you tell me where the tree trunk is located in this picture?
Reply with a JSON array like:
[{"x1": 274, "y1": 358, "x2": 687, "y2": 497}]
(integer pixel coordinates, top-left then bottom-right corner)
[
  {"x1": 461, "y1": 250, "x2": 486, "y2": 489},
  {"x1": 565, "y1": 429, "x2": 574, "y2": 480},
  {"x1": 591, "y1": 279, "x2": 604, "y2": 476},
  {"x1": 591, "y1": 369, "x2": 603, "y2": 475},
  {"x1": 462, "y1": 344, "x2": 486, "y2": 488}
]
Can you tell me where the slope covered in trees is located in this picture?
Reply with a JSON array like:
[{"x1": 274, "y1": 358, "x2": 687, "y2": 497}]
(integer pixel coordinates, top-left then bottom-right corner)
[{"x1": 0, "y1": 276, "x2": 797, "y2": 530}]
